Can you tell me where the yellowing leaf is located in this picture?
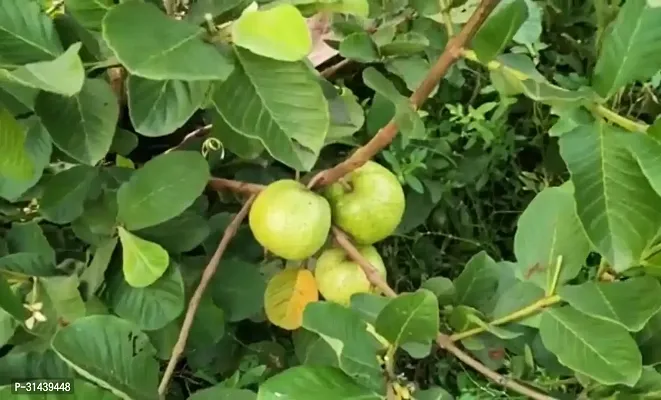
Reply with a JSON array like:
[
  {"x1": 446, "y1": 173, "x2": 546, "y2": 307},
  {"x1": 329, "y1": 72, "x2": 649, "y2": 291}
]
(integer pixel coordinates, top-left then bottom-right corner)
[
  {"x1": 232, "y1": 4, "x2": 311, "y2": 61},
  {"x1": 117, "y1": 227, "x2": 169, "y2": 288},
  {"x1": 264, "y1": 268, "x2": 318, "y2": 330}
]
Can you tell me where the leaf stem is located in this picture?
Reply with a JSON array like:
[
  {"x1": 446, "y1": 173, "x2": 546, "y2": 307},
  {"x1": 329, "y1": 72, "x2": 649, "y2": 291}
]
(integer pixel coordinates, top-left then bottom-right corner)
[
  {"x1": 461, "y1": 50, "x2": 650, "y2": 134},
  {"x1": 440, "y1": 0, "x2": 455, "y2": 37},
  {"x1": 450, "y1": 295, "x2": 561, "y2": 342},
  {"x1": 547, "y1": 255, "x2": 563, "y2": 295}
]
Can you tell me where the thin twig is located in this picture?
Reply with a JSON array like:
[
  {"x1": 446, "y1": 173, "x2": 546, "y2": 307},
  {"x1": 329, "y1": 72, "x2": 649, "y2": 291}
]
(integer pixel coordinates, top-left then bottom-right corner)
[
  {"x1": 306, "y1": 0, "x2": 499, "y2": 189},
  {"x1": 208, "y1": 178, "x2": 265, "y2": 195},
  {"x1": 320, "y1": 59, "x2": 352, "y2": 78},
  {"x1": 158, "y1": 194, "x2": 256, "y2": 397},
  {"x1": 45, "y1": 0, "x2": 64, "y2": 14},
  {"x1": 168, "y1": 124, "x2": 213, "y2": 153}
]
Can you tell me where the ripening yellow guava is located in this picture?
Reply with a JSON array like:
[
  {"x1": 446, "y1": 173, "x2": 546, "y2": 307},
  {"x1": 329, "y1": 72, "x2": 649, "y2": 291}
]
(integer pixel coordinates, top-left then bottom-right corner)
[
  {"x1": 314, "y1": 245, "x2": 387, "y2": 305},
  {"x1": 323, "y1": 161, "x2": 405, "y2": 245},
  {"x1": 249, "y1": 179, "x2": 331, "y2": 260}
]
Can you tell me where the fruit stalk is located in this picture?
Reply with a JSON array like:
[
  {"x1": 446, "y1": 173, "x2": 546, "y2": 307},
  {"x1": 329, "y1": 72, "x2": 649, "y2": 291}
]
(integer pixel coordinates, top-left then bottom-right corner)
[{"x1": 305, "y1": 0, "x2": 501, "y2": 189}]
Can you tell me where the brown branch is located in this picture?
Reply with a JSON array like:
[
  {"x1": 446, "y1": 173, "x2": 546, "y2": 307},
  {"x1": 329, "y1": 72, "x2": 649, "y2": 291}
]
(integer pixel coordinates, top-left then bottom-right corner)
[
  {"x1": 320, "y1": 59, "x2": 352, "y2": 78},
  {"x1": 332, "y1": 226, "x2": 557, "y2": 400},
  {"x1": 158, "y1": 194, "x2": 257, "y2": 396},
  {"x1": 306, "y1": 0, "x2": 500, "y2": 189},
  {"x1": 169, "y1": 124, "x2": 213, "y2": 153},
  {"x1": 208, "y1": 177, "x2": 264, "y2": 195}
]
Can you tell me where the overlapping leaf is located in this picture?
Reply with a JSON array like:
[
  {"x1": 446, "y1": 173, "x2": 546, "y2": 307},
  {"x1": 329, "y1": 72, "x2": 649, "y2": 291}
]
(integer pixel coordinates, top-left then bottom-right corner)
[
  {"x1": 471, "y1": 0, "x2": 528, "y2": 62},
  {"x1": 102, "y1": 1, "x2": 234, "y2": 81},
  {"x1": 117, "y1": 227, "x2": 170, "y2": 288},
  {"x1": 559, "y1": 120, "x2": 661, "y2": 270},
  {"x1": 210, "y1": 47, "x2": 329, "y2": 171},
  {"x1": 374, "y1": 289, "x2": 438, "y2": 349},
  {"x1": 592, "y1": 0, "x2": 661, "y2": 99},
  {"x1": 35, "y1": 78, "x2": 119, "y2": 165},
  {"x1": 0, "y1": 107, "x2": 33, "y2": 180},
  {"x1": 0, "y1": 0, "x2": 63, "y2": 64},
  {"x1": 513, "y1": 183, "x2": 591, "y2": 289}
]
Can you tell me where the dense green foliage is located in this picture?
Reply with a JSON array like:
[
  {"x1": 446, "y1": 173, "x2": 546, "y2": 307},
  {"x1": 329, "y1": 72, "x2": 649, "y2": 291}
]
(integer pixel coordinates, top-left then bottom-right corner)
[{"x1": 1, "y1": 0, "x2": 661, "y2": 399}]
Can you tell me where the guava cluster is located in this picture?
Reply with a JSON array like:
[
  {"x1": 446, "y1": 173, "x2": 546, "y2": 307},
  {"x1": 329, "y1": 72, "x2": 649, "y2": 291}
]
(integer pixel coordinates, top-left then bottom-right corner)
[{"x1": 248, "y1": 161, "x2": 406, "y2": 305}]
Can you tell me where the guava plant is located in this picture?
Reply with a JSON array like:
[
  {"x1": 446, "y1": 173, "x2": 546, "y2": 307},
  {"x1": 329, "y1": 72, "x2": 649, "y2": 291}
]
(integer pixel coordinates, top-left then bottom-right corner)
[{"x1": 1, "y1": 0, "x2": 661, "y2": 399}]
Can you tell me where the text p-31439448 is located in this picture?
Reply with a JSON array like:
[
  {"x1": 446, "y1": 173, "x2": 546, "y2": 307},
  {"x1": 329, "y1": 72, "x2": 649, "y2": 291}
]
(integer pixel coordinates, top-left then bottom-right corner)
[{"x1": 11, "y1": 379, "x2": 74, "y2": 395}]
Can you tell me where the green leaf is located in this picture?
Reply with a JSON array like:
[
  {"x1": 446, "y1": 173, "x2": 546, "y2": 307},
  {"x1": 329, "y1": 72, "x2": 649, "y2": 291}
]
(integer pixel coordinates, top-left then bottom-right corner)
[
  {"x1": 622, "y1": 130, "x2": 661, "y2": 202},
  {"x1": 471, "y1": 0, "x2": 528, "y2": 62},
  {"x1": 209, "y1": 109, "x2": 264, "y2": 159},
  {"x1": 0, "y1": 348, "x2": 74, "y2": 384},
  {"x1": 0, "y1": 274, "x2": 28, "y2": 320},
  {"x1": 0, "y1": 307, "x2": 17, "y2": 348},
  {"x1": 302, "y1": 301, "x2": 385, "y2": 393},
  {"x1": 362, "y1": 67, "x2": 425, "y2": 140},
  {"x1": 420, "y1": 276, "x2": 455, "y2": 306},
  {"x1": 558, "y1": 120, "x2": 661, "y2": 270},
  {"x1": 385, "y1": 56, "x2": 439, "y2": 97},
  {"x1": 592, "y1": 0, "x2": 661, "y2": 99},
  {"x1": 110, "y1": 128, "x2": 138, "y2": 156},
  {"x1": 135, "y1": 211, "x2": 210, "y2": 253},
  {"x1": 40, "y1": 165, "x2": 100, "y2": 224},
  {"x1": 6, "y1": 221, "x2": 56, "y2": 265},
  {"x1": 374, "y1": 289, "x2": 439, "y2": 348},
  {"x1": 257, "y1": 366, "x2": 382, "y2": 400},
  {"x1": 232, "y1": 4, "x2": 311, "y2": 62},
  {"x1": 539, "y1": 306, "x2": 642, "y2": 386},
  {"x1": 51, "y1": 315, "x2": 160, "y2": 400},
  {"x1": 414, "y1": 386, "x2": 454, "y2": 400},
  {"x1": 349, "y1": 293, "x2": 390, "y2": 325},
  {"x1": 492, "y1": 281, "x2": 544, "y2": 328},
  {"x1": 105, "y1": 263, "x2": 185, "y2": 331},
  {"x1": 0, "y1": 117, "x2": 51, "y2": 201},
  {"x1": 80, "y1": 237, "x2": 117, "y2": 298},
  {"x1": 0, "y1": 252, "x2": 57, "y2": 276},
  {"x1": 0, "y1": 107, "x2": 33, "y2": 180},
  {"x1": 116, "y1": 150, "x2": 210, "y2": 231},
  {"x1": 557, "y1": 277, "x2": 661, "y2": 332},
  {"x1": 339, "y1": 32, "x2": 380, "y2": 63},
  {"x1": 513, "y1": 183, "x2": 591, "y2": 290},
  {"x1": 379, "y1": 32, "x2": 429, "y2": 57},
  {"x1": 189, "y1": 386, "x2": 256, "y2": 400},
  {"x1": 211, "y1": 259, "x2": 266, "y2": 321},
  {"x1": 117, "y1": 227, "x2": 170, "y2": 288},
  {"x1": 41, "y1": 275, "x2": 87, "y2": 323},
  {"x1": 636, "y1": 311, "x2": 661, "y2": 366},
  {"x1": 35, "y1": 78, "x2": 119, "y2": 165},
  {"x1": 127, "y1": 75, "x2": 211, "y2": 137},
  {"x1": 513, "y1": 0, "x2": 542, "y2": 46},
  {"x1": 210, "y1": 47, "x2": 329, "y2": 171},
  {"x1": 324, "y1": 87, "x2": 364, "y2": 146},
  {"x1": 0, "y1": 0, "x2": 63, "y2": 64},
  {"x1": 64, "y1": 0, "x2": 115, "y2": 31},
  {"x1": 0, "y1": 42, "x2": 84, "y2": 96},
  {"x1": 102, "y1": 1, "x2": 234, "y2": 81},
  {"x1": 453, "y1": 251, "x2": 500, "y2": 311}
]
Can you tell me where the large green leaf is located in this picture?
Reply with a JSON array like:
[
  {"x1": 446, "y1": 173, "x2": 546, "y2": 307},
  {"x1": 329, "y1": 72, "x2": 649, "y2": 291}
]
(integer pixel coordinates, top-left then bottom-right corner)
[
  {"x1": 592, "y1": 0, "x2": 661, "y2": 99},
  {"x1": 491, "y1": 281, "x2": 544, "y2": 328},
  {"x1": 232, "y1": 4, "x2": 311, "y2": 62},
  {"x1": 0, "y1": 0, "x2": 63, "y2": 64},
  {"x1": 0, "y1": 42, "x2": 84, "y2": 96},
  {"x1": 135, "y1": 210, "x2": 210, "y2": 253},
  {"x1": 6, "y1": 221, "x2": 56, "y2": 265},
  {"x1": 558, "y1": 277, "x2": 661, "y2": 332},
  {"x1": 471, "y1": 0, "x2": 528, "y2": 62},
  {"x1": 210, "y1": 47, "x2": 329, "y2": 171},
  {"x1": 65, "y1": 0, "x2": 115, "y2": 31},
  {"x1": 452, "y1": 251, "x2": 500, "y2": 311},
  {"x1": 40, "y1": 165, "x2": 100, "y2": 224},
  {"x1": 35, "y1": 78, "x2": 119, "y2": 165},
  {"x1": 513, "y1": 183, "x2": 591, "y2": 290},
  {"x1": 127, "y1": 75, "x2": 211, "y2": 137},
  {"x1": 0, "y1": 107, "x2": 33, "y2": 180},
  {"x1": 0, "y1": 117, "x2": 51, "y2": 202},
  {"x1": 116, "y1": 150, "x2": 210, "y2": 231},
  {"x1": 257, "y1": 366, "x2": 382, "y2": 400},
  {"x1": 117, "y1": 227, "x2": 170, "y2": 288},
  {"x1": 622, "y1": 130, "x2": 661, "y2": 200},
  {"x1": 0, "y1": 274, "x2": 28, "y2": 321},
  {"x1": 636, "y1": 311, "x2": 661, "y2": 367},
  {"x1": 51, "y1": 315, "x2": 160, "y2": 400},
  {"x1": 339, "y1": 32, "x2": 380, "y2": 63},
  {"x1": 105, "y1": 263, "x2": 184, "y2": 331},
  {"x1": 102, "y1": 1, "x2": 234, "y2": 81},
  {"x1": 374, "y1": 289, "x2": 439, "y2": 349},
  {"x1": 211, "y1": 259, "x2": 266, "y2": 321},
  {"x1": 80, "y1": 237, "x2": 117, "y2": 298},
  {"x1": 0, "y1": 252, "x2": 57, "y2": 276},
  {"x1": 558, "y1": 120, "x2": 661, "y2": 271},
  {"x1": 302, "y1": 301, "x2": 385, "y2": 393},
  {"x1": 0, "y1": 348, "x2": 74, "y2": 384},
  {"x1": 539, "y1": 306, "x2": 642, "y2": 386},
  {"x1": 41, "y1": 275, "x2": 87, "y2": 323}
]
